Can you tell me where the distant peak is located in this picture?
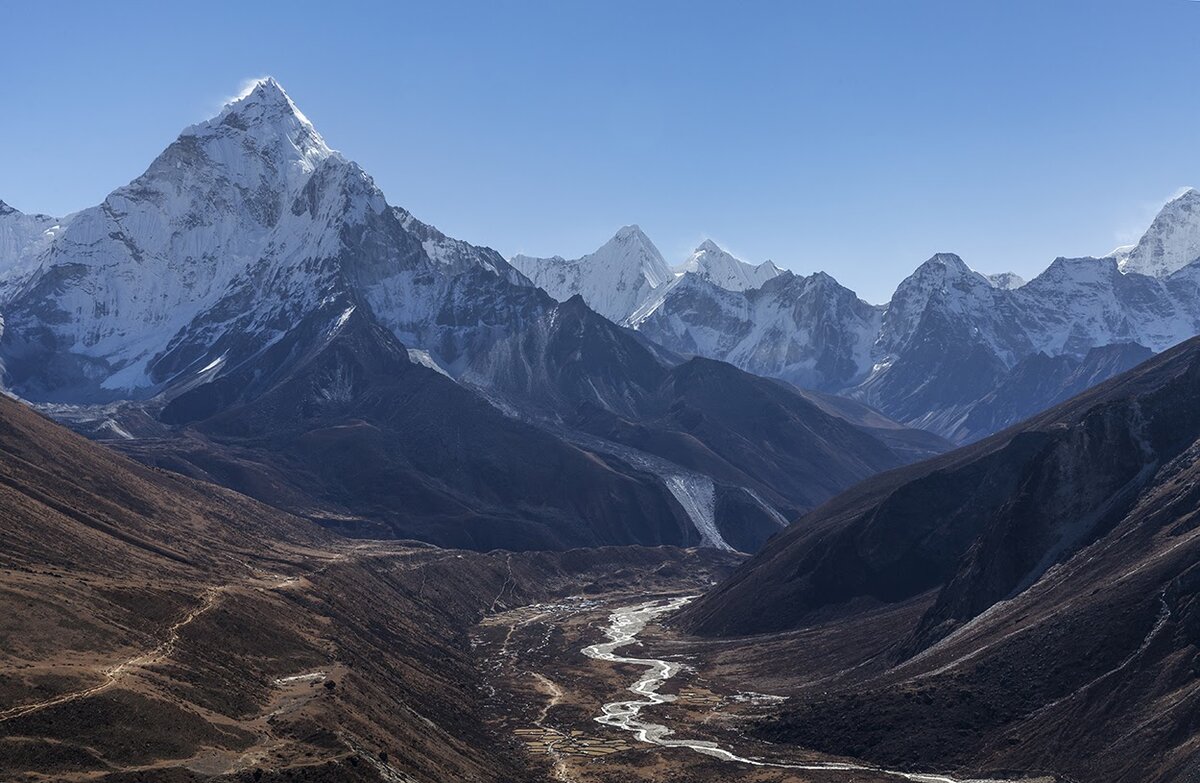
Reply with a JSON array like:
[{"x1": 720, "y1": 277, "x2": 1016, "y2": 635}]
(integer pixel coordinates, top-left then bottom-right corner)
[
  {"x1": 921, "y1": 253, "x2": 972, "y2": 272},
  {"x1": 613, "y1": 224, "x2": 648, "y2": 242},
  {"x1": 1120, "y1": 186, "x2": 1200, "y2": 277},
  {"x1": 1169, "y1": 187, "x2": 1199, "y2": 204},
  {"x1": 1158, "y1": 187, "x2": 1200, "y2": 216},
  {"x1": 190, "y1": 76, "x2": 326, "y2": 143},
  {"x1": 233, "y1": 77, "x2": 292, "y2": 108},
  {"x1": 695, "y1": 239, "x2": 724, "y2": 253},
  {"x1": 180, "y1": 77, "x2": 333, "y2": 166}
]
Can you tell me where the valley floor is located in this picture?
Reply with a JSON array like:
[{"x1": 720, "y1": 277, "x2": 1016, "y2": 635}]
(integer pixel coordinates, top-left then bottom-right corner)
[
  {"x1": 474, "y1": 590, "x2": 1060, "y2": 783},
  {"x1": 3, "y1": 532, "x2": 1086, "y2": 783},
  {"x1": 1, "y1": 539, "x2": 743, "y2": 783}
]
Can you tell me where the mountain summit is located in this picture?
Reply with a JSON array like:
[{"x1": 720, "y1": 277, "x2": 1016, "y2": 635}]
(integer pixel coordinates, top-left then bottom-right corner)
[
  {"x1": 1118, "y1": 187, "x2": 1200, "y2": 277},
  {"x1": 510, "y1": 225, "x2": 672, "y2": 322},
  {"x1": 0, "y1": 79, "x2": 532, "y2": 402},
  {"x1": 676, "y1": 240, "x2": 784, "y2": 291}
]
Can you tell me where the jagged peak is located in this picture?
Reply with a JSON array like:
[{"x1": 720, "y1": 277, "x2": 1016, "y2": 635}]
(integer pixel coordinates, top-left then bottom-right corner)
[
  {"x1": 1167, "y1": 187, "x2": 1199, "y2": 206},
  {"x1": 593, "y1": 226, "x2": 670, "y2": 283},
  {"x1": 908, "y1": 252, "x2": 978, "y2": 280},
  {"x1": 612, "y1": 224, "x2": 650, "y2": 242},
  {"x1": 182, "y1": 77, "x2": 333, "y2": 162},
  {"x1": 0, "y1": 199, "x2": 57, "y2": 222},
  {"x1": 671, "y1": 240, "x2": 787, "y2": 293},
  {"x1": 928, "y1": 252, "x2": 970, "y2": 268},
  {"x1": 1119, "y1": 187, "x2": 1200, "y2": 277},
  {"x1": 225, "y1": 77, "x2": 306, "y2": 120}
]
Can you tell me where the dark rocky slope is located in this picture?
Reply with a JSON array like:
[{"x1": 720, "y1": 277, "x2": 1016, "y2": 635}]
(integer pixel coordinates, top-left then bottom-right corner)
[
  {"x1": 470, "y1": 295, "x2": 950, "y2": 517},
  {"x1": 0, "y1": 391, "x2": 738, "y2": 782},
  {"x1": 121, "y1": 303, "x2": 695, "y2": 551},
  {"x1": 680, "y1": 337, "x2": 1200, "y2": 782}
]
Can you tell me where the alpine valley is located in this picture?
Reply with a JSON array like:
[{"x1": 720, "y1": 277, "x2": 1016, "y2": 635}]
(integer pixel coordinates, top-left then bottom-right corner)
[{"x1": 3, "y1": 79, "x2": 1200, "y2": 783}]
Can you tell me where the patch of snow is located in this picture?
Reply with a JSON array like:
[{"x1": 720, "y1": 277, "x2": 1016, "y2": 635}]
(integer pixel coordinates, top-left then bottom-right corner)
[
  {"x1": 407, "y1": 348, "x2": 453, "y2": 378},
  {"x1": 661, "y1": 473, "x2": 731, "y2": 551},
  {"x1": 98, "y1": 419, "x2": 135, "y2": 440},
  {"x1": 197, "y1": 353, "x2": 227, "y2": 374}
]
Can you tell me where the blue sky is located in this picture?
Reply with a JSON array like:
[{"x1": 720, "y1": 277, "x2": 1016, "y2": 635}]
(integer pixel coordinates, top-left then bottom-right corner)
[{"x1": 2, "y1": 0, "x2": 1197, "y2": 303}]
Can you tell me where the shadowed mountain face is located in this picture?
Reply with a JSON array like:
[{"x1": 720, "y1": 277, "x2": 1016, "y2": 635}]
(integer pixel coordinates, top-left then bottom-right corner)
[
  {"x1": 680, "y1": 338, "x2": 1200, "y2": 782},
  {"x1": 129, "y1": 303, "x2": 696, "y2": 551},
  {"x1": 0, "y1": 80, "x2": 947, "y2": 553},
  {"x1": 0, "y1": 391, "x2": 528, "y2": 782},
  {"x1": 461, "y1": 294, "x2": 949, "y2": 547}
]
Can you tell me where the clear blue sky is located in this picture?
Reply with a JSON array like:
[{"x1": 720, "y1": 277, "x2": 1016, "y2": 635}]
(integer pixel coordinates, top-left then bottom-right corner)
[{"x1": 2, "y1": 0, "x2": 1197, "y2": 303}]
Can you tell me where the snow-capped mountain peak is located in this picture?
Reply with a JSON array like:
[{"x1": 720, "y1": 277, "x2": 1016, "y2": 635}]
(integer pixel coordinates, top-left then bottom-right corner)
[
  {"x1": 1119, "y1": 188, "x2": 1200, "y2": 277},
  {"x1": 597, "y1": 225, "x2": 672, "y2": 286},
  {"x1": 210, "y1": 77, "x2": 319, "y2": 135},
  {"x1": 509, "y1": 226, "x2": 672, "y2": 322},
  {"x1": 181, "y1": 77, "x2": 335, "y2": 190},
  {"x1": 0, "y1": 78, "x2": 530, "y2": 402},
  {"x1": 915, "y1": 252, "x2": 975, "y2": 276},
  {"x1": 675, "y1": 239, "x2": 784, "y2": 292}
]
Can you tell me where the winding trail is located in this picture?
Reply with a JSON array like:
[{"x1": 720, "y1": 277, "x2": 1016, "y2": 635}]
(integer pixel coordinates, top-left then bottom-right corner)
[
  {"x1": 532, "y1": 672, "x2": 564, "y2": 724},
  {"x1": 581, "y1": 596, "x2": 1019, "y2": 783},
  {"x1": 0, "y1": 586, "x2": 224, "y2": 723}
]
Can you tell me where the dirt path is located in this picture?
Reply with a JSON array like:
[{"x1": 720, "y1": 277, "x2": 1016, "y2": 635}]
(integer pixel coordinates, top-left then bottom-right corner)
[
  {"x1": 532, "y1": 672, "x2": 563, "y2": 724},
  {"x1": 0, "y1": 585, "x2": 224, "y2": 723}
]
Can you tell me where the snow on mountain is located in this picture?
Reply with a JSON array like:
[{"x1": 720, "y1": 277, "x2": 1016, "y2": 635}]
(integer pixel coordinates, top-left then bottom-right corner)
[
  {"x1": 877, "y1": 253, "x2": 1032, "y2": 365},
  {"x1": 986, "y1": 271, "x2": 1026, "y2": 290},
  {"x1": 674, "y1": 240, "x2": 784, "y2": 291},
  {"x1": 0, "y1": 78, "x2": 537, "y2": 402},
  {"x1": 1118, "y1": 188, "x2": 1200, "y2": 277},
  {"x1": 632, "y1": 270, "x2": 881, "y2": 391},
  {"x1": 0, "y1": 78, "x2": 945, "y2": 553},
  {"x1": 1, "y1": 78, "x2": 343, "y2": 396},
  {"x1": 0, "y1": 202, "x2": 65, "y2": 303},
  {"x1": 627, "y1": 187, "x2": 1200, "y2": 442},
  {"x1": 509, "y1": 225, "x2": 672, "y2": 323},
  {"x1": 1015, "y1": 255, "x2": 1199, "y2": 356},
  {"x1": 4, "y1": 77, "x2": 1198, "y2": 451}
]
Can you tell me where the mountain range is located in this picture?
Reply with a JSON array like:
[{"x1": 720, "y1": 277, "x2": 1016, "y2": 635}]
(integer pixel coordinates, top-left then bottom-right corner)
[
  {"x1": 0, "y1": 79, "x2": 943, "y2": 553},
  {"x1": 519, "y1": 189, "x2": 1200, "y2": 443}
]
